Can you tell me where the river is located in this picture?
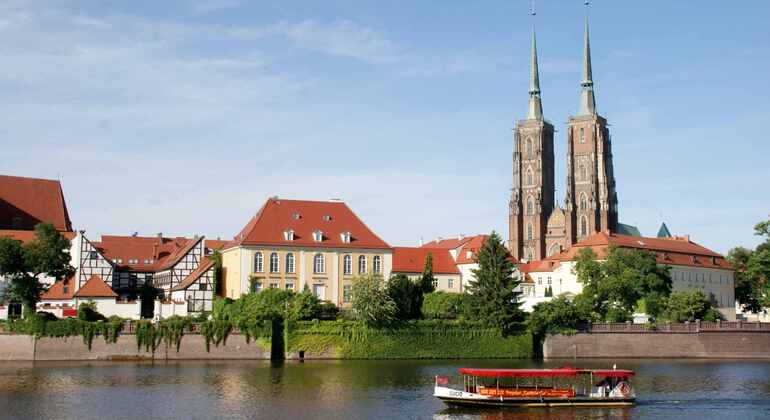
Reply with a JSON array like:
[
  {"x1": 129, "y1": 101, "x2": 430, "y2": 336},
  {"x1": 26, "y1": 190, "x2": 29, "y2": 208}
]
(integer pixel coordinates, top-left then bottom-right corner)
[{"x1": 1, "y1": 359, "x2": 769, "y2": 419}]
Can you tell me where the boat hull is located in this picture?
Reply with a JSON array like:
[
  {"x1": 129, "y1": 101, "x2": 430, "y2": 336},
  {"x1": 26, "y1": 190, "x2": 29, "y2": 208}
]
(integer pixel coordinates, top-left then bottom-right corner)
[{"x1": 437, "y1": 396, "x2": 635, "y2": 408}]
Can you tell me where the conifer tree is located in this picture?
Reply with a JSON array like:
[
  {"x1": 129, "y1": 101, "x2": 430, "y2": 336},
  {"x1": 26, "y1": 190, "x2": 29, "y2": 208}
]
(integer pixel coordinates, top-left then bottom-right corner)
[
  {"x1": 419, "y1": 252, "x2": 436, "y2": 294},
  {"x1": 465, "y1": 232, "x2": 523, "y2": 335}
]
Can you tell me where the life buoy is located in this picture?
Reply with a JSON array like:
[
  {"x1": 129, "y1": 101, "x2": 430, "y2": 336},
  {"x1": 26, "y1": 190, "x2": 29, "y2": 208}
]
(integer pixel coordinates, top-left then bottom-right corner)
[{"x1": 617, "y1": 381, "x2": 631, "y2": 397}]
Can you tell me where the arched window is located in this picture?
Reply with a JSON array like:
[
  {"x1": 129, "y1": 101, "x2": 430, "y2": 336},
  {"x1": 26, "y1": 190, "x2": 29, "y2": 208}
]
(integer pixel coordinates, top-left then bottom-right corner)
[
  {"x1": 525, "y1": 137, "x2": 533, "y2": 156},
  {"x1": 269, "y1": 252, "x2": 279, "y2": 273},
  {"x1": 581, "y1": 165, "x2": 588, "y2": 181},
  {"x1": 580, "y1": 216, "x2": 588, "y2": 237},
  {"x1": 579, "y1": 193, "x2": 588, "y2": 211},
  {"x1": 254, "y1": 252, "x2": 263, "y2": 273},
  {"x1": 527, "y1": 196, "x2": 534, "y2": 215},
  {"x1": 285, "y1": 253, "x2": 295, "y2": 274},
  {"x1": 526, "y1": 169, "x2": 533, "y2": 185},
  {"x1": 525, "y1": 248, "x2": 532, "y2": 261},
  {"x1": 373, "y1": 255, "x2": 382, "y2": 274},
  {"x1": 313, "y1": 253, "x2": 325, "y2": 274},
  {"x1": 579, "y1": 127, "x2": 585, "y2": 143},
  {"x1": 527, "y1": 223, "x2": 533, "y2": 241},
  {"x1": 358, "y1": 255, "x2": 367, "y2": 274},
  {"x1": 343, "y1": 254, "x2": 352, "y2": 275}
]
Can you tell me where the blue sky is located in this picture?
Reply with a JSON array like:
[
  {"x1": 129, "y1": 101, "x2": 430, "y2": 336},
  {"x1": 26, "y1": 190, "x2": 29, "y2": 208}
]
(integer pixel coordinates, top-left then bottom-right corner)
[{"x1": 1, "y1": 0, "x2": 768, "y2": 254}]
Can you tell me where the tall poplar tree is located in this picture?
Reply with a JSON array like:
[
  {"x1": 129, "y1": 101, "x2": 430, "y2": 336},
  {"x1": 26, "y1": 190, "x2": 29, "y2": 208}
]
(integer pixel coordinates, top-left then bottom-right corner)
[
  {"x1": 465, "y1": 232, "x2": 523, "y2": 335},
  {"x1": 419, "y1": 252, "x2": 436, "y2": 294}
]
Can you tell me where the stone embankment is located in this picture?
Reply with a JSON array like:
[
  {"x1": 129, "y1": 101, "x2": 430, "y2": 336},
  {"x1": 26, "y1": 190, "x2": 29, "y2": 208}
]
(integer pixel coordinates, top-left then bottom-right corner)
[{"x1": 544, "y1": 321, "x2": 770, "y2": 359}]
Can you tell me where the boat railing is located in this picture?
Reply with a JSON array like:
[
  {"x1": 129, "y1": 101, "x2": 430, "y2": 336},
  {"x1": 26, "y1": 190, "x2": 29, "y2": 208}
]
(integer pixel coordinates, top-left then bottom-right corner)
[{"x1": 577, "y1": 320, "x2": 770, "y2": 333}]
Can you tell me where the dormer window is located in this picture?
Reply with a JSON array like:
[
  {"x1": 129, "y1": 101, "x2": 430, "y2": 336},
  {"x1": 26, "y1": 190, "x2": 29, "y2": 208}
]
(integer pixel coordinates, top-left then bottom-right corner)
[
  {"x1": 466, "y1": 251, "x2": 472, "y2": 259},
  {"x1": 323, "y1": 215, "x2": 332, "y2": 222},
  {"x1": 313, "y1": 230, "x2": 323, "y2": 242},
  {"x1": 340, "y1": 231, "x2": 351, "y2": 244},
  {"x1": 284, "y1": 229, "x2": 295, "y2": 241},
  {"x1": 292, "y1": 212, "x2": 301, "y2": 220}
]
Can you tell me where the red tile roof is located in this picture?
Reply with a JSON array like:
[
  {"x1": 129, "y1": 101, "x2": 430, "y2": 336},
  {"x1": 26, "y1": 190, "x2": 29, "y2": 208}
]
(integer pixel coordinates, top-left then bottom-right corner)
[
  {"x1": 40, "y1": 275, "x2": 76, "y2": 300},
  {"x1": 171, "y1": 257, "x2": 215, "y2": 291},
  {"x1": 455, "y1": 235, "x2": 491, "y2": 264},
  {"x1": 528, "y1": 232, "x2": 731, "y2": 271},
  {"x1": 0, "y1": 175, "x2": 72, "y2": 231},
  {"x1": 0, "y1": 229, "x2": 76, "y2": 244},
  {"x1": 74, "y1": 275, "x2": 117, "y2": 298},
  {"x1": 204, "y1": 239, "x2": 230, "y2": 251},
  {"x1": 94, "y1": 235, "x2": 200, "y2": 272},
  {"x1": 392, "y1": 247, "x2": 460, "y2": 274},
  {"x1": 232, "y1": 198, "x2": 391, "y2": 249},
  {"x1": 420, "y1": 237, "x2": 473, "y2": 249}
]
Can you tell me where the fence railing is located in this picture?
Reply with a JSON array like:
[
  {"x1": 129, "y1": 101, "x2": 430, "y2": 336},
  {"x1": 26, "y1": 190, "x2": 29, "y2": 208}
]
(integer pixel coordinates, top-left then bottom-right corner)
[{"x1": 578, "y1": 321, "x2": 770, "y2": 334}]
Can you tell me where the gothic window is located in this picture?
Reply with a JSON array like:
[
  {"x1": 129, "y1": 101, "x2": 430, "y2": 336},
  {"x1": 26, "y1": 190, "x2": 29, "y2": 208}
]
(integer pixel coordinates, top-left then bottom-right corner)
[
  {"x1": 269, "y1": 252, "x2": 279, "y2": 273},
  {"x1": 285, "y1": 253, "x2": 295, "y2": 274},
  {"x1": 580, "y1": 216, "x2": 588, "y2": 237},
  {"x1": 525, "y1": 137, "x2": 533, "y2": 156},
  {"x1": 525, "y1": 248, "x2": 533, "y2": 261},
  {"x1": 313, "y1": 253, "x2": 325, "y2": 274},
  {"x1": 343, "y1": 254, "x2": 352, "y2": 275},
  {"x1": 527, "y1": 196, "x2": 534, "y2": 215},
  {"x1": 527, "y1": 223, "x2": 533, "y2": 241},
  {"x1": 254, "y1": 252, "x2": 264, "y2": 273},
  {"x1": 373, "y1": 255, "x2": 382, "y2": 274},
  {"x1": 358, "y1": 255, "x2": 367, "y2": 274},
  {"x1": 579, "y1": 193, "x2": 588, "y2": 211},
  {"x1": 579, "y1": 127, "x2": 585, "y2": 143},
  {"x1": 526, "y1": 168, "x2": 533, "y2": 186}
]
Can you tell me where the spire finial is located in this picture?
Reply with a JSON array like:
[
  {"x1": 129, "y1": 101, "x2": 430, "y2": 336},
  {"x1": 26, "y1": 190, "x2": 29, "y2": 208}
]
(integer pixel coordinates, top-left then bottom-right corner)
[
  {"x1": 526, "y1": 1, "x2": 543, "y2": 120},
  {"x1": 577, "y1": 0, "x2": 597, "y2": 116}
]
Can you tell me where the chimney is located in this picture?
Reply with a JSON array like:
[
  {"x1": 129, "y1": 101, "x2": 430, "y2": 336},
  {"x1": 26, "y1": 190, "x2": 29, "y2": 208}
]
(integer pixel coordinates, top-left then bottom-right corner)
[
  {"x1": 458, "y1": 234, "x2": 464, "y2": 241},
  {"x1": 132, "y1": 231, "x2": 138, "y2": 237},
  {"x1": 157, "y1": 232, "x2": 162, "y2": 239},
  {"x1": 418, "y1": 237, "x2": 424, "y2": 247}
]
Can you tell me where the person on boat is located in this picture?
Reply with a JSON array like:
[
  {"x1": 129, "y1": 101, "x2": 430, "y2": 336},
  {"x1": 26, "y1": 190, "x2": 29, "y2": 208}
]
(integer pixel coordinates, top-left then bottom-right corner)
[{"x1": 596, "y1": 378, "x2": 611, "y2": 397}]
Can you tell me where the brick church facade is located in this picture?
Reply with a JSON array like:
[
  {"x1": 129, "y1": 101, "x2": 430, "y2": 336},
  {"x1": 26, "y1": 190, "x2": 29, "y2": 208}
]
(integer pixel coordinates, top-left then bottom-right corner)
[{"x1": 510, "y1": 17, "x2": 619, "y2": 262}]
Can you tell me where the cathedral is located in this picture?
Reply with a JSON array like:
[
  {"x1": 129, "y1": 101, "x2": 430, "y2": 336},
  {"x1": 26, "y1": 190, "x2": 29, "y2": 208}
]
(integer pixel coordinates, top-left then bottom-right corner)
[{"x1": 509, "y1": 17, "x2": 622, "y2": 262}]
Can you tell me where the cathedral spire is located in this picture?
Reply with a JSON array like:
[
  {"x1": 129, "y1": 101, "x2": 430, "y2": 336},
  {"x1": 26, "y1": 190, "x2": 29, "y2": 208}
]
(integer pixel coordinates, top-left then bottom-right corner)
[
  {"x1": 577, "y1": 15, "x2": 597, "y2": 116},
  {"x1": 527, "y1": 26, "x2": 543, "y2": 120}
]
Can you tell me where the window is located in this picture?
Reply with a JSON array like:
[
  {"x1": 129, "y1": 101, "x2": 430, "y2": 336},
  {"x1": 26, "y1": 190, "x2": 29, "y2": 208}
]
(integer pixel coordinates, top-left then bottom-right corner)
[
  {"x1": 253, "y1": 282, "x2": 262, "y2": 293},
  {"x1": 580, "y1": 216, "x2": 588, "y2": 237},
  {"x1": 285, "y1": 283, "x2": 294, "y2": 291},
  {"x1": 448, "y1": 278, "x2": 454, "y2": 289},
  {"x1": 313, "y1": 230, "x2": 323, "y2": 242},
  {"x1": 578, "y1": 164, "x2": 587, "y2": 181},
  {"x1": 373, "y1": 256, "x2": 382, "y2": 274},
  {"x1": 358, "y1": 255, "x2": 367, "y2": 274},
  {"x1": 579, "y1": 193, "x2": 587, "y2": 211},
  {"x1": 286, "y1": 253, "x2": 295, "y2": 273},
  {"x1": 343, "y1": 255, "x2": 352, "y2": 275},
  {"x1": 269, "y1": 283, "x2": 279, "y2": 289},
  {"x1": 432, "y1": 278, "x2": 438, "y2": 289},
  {"x1": 292, "y1": 212, "x2": 301, "y2": 220},
  {"x1": 525, "y1": 137, "x2": 533, "y2": 156},
  {"x1": 526, "y1": 169, "x2": 533, "y2": 186},
  {"x1": 199, "y1": 283, "x2": 208, "y2": 291},
  {"x1": 314, "y1": 253, "x2": 325, "y2": 274},
  {"x1": 340, "y1": 231, "x2": 352, "y2": 243},
  {"x1": 323, "y1": 215, "x2": 332, "y2": 221},
  {"x1": 343, "y1": 285, "x2": 352, "y2": 303},
  {"x1": 527, "y1": 223, "x2": 533, "y2": 241},
  {"x1": 537, "y1": 277, "x2": 542, "y2": 285},
  {"x1": 284, "y1": 229, "x2": 294, "y2": 241},
  {"x1": 527, "y1": 197, "x2": 534, "y2": 215},
  {"x1": 313, "y1": 284, "x2": 325, "y2": 300},
  {"x1": 254, "y1": 252, "x2": 264, "y2": 272},
  {"x1": 579, "y1": 127, "x2": 585, "y2": 143},
  {"x1": 89, "y1": 251, "x2": 98, "y2": 259},
  {"x1": 63, "y1": 285, "x2": 69, "y2": 294},
  {"x1": 269, "y1": 252, "x2": 279, "y2": 273},
  {"x1": 547, "y1": 277, "x2": 552, "y2": 285}
]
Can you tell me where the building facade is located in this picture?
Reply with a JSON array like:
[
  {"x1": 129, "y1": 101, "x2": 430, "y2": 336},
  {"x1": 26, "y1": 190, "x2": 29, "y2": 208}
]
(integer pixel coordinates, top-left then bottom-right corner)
[{"x1": 391, "y1": 247, "x2": 462, "y2": 293}]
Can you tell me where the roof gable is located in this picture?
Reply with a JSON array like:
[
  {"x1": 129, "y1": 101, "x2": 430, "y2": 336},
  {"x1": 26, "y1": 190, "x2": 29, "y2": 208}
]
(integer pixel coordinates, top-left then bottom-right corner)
[
  {"x1": 234, "y1": 198, "x2": 390, "y2": 249},
  {"x1": 41, "y1": 276, "x2": 76, "y2": 300},
  {"x1": 171, "y1": 257, "x2": 215, "y2": 291},
  {"x1": 74, "y1": 275, "x2": 117, "y2": 298},
  {"x1": 0, "y1": 175, "x2": 72, "y2": 231}
]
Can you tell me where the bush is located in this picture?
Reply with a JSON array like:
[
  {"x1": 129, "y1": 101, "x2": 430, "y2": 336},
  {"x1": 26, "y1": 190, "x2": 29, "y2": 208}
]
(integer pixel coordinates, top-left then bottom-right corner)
[
  {"x1": 422, "y1": 292, "x2": 466, "y2": 320},
  {"x1": 319, "y1": 301, "x2": 339, "y2": 320},
  {"x1": 387, "y1": 274, "x2": 423, "y2": 320},
  {"x1": 663, "y1": 290, "x2": 724, "y2": 323},
  {"x1": 77, "y1": 300, "x2": 106, "y2": 322},
  {"x1": 528, "y1": 297, "x2": 592, "y2": 338},
  {"x1": 351, "y1": 274, "x2": 396, "y2": 327},
  {"x1": 288, "y1": 290, "x2": 323, "y2": 321}
]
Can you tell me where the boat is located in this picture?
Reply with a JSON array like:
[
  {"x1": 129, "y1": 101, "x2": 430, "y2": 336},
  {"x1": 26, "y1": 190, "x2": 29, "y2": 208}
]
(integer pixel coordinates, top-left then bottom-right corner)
[{"x1": 434, "y1": 367, "x2": 636, "y2": 408}]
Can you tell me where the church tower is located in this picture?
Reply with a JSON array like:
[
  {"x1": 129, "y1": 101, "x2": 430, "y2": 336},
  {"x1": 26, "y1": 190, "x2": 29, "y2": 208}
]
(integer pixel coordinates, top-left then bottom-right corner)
[
  {"x1": 509, "y1": 28, "x2": 555, "y2": 262},
  {"x1": 564, "y1": 16, "x2": 618, "y2": 245}
]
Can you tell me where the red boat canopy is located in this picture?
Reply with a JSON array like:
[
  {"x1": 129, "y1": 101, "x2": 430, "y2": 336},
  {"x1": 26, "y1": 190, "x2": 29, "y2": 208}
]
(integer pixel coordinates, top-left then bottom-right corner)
[{"x1": 458, "y1": 368, "x2": 635, "y2": 378}]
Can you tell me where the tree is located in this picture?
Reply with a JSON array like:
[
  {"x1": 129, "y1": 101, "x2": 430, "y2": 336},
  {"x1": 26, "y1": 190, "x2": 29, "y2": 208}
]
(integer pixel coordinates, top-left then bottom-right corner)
[
  {"x1": 288, "y1": 289, "x2": 322, "y2": 321},
  {"x1": 528, "y1": 297, "x2": 592, "y2": 338},
  {"x1": 422, "y1": 291, "x2": 467, "y2": 320},
  {"x1": 418, "y1": 253, "x2": 436, "y2": 294},
  {"x1": 351, "y1": 274, "x2": 396, "y2": 327},
  {"x1": 0, "y1": 223, "x2": 75, "y2": 317},
  {"x1": 663, "y1": 290, "x2": 723, "y2": 322},
  {"x1": 574, "y1": 246, "x2": 672, "y2": 322},
  {"x1": 387, "y1": 274, "x2": 422, "y2": 320},
  {"x1": 465, "y1": 232, "x2": 523, "y2": 335},
  {"x1": 209, "y1": 250, "x2": 224, "y2": 297},
  {"x1": 729, "y1": 247, "x2": 762, "y2": 312}
]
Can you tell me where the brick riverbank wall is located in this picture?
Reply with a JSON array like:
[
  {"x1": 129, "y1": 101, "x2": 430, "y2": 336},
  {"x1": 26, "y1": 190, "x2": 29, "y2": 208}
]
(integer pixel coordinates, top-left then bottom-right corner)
[
  {"x1": 0, "y1": 334, "x2": 271, "y2": 361},
  {"x1": 544, "y1": 332, "x2": 770, "y2": 359}
]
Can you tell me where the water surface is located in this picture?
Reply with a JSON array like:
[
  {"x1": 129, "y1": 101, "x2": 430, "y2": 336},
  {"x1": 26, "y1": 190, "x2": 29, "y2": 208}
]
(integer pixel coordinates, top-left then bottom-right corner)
[{"x1": 1, "y1": 359, "x2": 769, "y2": 419}]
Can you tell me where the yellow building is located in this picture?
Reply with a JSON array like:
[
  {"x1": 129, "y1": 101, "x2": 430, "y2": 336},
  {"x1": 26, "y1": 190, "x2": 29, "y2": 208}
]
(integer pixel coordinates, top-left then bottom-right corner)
[{"x1": 221, "y1": 198, "x2": 392, "y2": 307}]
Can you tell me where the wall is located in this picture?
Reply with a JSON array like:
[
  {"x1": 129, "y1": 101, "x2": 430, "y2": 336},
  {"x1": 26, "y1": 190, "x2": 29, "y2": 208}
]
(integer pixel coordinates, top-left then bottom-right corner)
[{"x1": 544, "y1": 331, "x2": 770, "y2": 359}]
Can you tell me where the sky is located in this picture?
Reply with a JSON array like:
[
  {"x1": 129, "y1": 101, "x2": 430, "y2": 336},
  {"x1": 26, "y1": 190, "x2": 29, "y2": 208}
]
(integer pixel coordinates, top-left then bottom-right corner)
[{"x1": 1, "y1": 0, "x2": 769, "y2": 254}]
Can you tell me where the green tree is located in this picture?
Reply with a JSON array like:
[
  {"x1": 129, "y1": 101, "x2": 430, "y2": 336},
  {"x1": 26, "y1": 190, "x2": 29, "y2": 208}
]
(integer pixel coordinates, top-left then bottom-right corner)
[
  {"x1": 574, "y1": 246, "x2": 672, "y2": 322},
  {"x1": 209, "y1": 250, "x2": 224, "y2": 297},
  {"x1": 728, "y1": 247, "x2": 762, "y2": 312},
  {"x1": 77, "y1": 300, "x2": 106, "y2": 322},
  {"x1": 387, "y1": 274, "x2": 422, "y2": 320},
  {"x1": 288, "y1": 289, "x2": 323, "y2": 321},
  {"x1": 419, "y1": 253, "x2": 436, "y2": 294},
  {"x1": 351, "y1": 274, "x2": 396, "y2": 327},
  {"x1": 465, "y1": 232, "x2": 523, "y2": 335},
  {"x1": 0, "y1": 223, "x2": 75, "y2": 317},
  {"x1": 663, "y1": 290, "x2": 723, "y2": 322},
  {"x1": 422, "y1": 291, "x2": 466, "y2": 319},
  {"x1": 528, "y1": 297, "x2": 592, "y2": 338},
  {"x1": 236, "y1": 288, "x2": 294, "y2": 322}
]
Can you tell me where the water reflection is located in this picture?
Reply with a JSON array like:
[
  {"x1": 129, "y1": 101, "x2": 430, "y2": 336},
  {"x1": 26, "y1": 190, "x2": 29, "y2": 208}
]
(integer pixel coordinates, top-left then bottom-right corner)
[{"x1": 0, "y1": 359, "x2": 770, "y2": 419}]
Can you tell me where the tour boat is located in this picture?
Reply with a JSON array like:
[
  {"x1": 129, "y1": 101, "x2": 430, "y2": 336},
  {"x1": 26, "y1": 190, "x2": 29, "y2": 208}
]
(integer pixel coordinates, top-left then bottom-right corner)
[{"x1": 434, "y1": 367, "x2": 636, "y2": 408}]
